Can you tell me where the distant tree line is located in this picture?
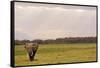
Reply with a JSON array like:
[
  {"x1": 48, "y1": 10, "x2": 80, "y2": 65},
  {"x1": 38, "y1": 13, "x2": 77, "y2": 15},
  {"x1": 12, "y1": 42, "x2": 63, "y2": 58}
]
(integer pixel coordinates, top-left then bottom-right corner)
[{"x1": 15, "y1": 37, "x2": 96, "y2": 45}]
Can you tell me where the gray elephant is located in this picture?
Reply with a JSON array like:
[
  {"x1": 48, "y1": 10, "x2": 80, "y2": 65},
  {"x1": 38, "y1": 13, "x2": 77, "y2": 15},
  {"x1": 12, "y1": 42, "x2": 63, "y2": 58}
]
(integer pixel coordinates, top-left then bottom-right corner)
[{"x1": 24, "y1": 43, "x2": 39, "y2": 61}]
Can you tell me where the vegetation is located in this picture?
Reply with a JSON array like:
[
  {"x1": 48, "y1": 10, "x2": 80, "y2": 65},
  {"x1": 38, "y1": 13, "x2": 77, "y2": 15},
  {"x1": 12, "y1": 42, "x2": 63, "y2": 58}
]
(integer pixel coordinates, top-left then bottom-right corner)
[
  {"x1": 15, "y1": 37, "x2": 96, "y2": 45},
  {"x1": 15, "y1": 43, "x2": 96, "y2": 66}
]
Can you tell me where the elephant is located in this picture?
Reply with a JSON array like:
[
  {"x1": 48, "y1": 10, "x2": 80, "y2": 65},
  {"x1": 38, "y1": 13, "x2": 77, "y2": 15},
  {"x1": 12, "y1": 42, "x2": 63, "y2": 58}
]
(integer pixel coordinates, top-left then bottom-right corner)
[{"x1": 24, "y1": 42, "x2": 39, "y2": 61}]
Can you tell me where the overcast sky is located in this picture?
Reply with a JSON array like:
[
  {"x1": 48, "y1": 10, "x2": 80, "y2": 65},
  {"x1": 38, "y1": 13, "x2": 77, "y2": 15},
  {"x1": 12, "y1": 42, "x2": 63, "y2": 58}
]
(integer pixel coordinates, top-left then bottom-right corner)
[{"x1": 15, "y1": 2, "x2": 96, "y2": 40}]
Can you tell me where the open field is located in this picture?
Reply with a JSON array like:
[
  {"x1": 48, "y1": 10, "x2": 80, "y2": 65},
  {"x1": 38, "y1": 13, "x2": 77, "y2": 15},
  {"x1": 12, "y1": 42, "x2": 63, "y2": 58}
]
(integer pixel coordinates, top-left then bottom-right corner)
[{"x1": 15, "y1": 43, "x2": 96, "y2": 66}]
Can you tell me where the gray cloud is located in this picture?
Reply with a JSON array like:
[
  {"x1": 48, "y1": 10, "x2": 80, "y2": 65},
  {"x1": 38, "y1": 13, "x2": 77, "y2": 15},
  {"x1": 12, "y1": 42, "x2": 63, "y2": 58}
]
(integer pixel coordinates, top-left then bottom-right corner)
[{"x1": 15, "y1": 2, "x2": 96, "y2": 40}]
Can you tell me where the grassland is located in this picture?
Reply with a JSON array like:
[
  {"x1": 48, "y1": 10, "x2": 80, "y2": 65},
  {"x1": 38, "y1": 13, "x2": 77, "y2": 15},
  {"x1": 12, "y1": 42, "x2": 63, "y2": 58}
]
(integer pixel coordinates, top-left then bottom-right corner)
[{"x1": 15, "y1": 43, "x2": 96, "y2": 66}]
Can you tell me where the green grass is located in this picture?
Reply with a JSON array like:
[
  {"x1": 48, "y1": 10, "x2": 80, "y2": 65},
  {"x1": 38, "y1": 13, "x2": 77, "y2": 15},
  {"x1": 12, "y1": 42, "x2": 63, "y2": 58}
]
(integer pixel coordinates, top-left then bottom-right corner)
[{"x1": 15, "y1": 43, "x2": 96, "y2": 66}]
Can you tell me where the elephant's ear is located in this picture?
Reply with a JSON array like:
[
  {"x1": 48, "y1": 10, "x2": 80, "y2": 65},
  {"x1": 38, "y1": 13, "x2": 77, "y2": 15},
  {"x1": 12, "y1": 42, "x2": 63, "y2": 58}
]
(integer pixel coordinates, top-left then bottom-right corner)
[
  {"x1": 37, "y1": 43, "x2": 39, "y2": 48},
  {"x1": 24, "y1": 43, "x2": 27, "y2": 49},
  {"x1": 24, "y1": 45, "x2": 26, "y2": 49}
]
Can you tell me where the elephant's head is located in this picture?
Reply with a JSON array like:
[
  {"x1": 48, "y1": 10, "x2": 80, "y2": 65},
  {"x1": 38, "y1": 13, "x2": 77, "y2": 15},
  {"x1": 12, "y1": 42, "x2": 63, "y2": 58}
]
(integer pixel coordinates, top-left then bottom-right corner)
[{"x1": 24, "y1": 43, "x2": 39, "y2": 61}]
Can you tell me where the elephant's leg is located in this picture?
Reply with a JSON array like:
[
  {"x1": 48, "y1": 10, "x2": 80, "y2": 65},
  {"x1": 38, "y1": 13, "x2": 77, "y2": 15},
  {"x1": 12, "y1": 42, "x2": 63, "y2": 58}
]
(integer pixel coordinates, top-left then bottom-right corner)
[
  {"x1": 32, "y1": 49, "x2": 37, "y2": 60},
  {"x1": 28, "y1": 51, "x2": 34, "y2": 61},
  {"x1": 30, "y1": 51, "x2": 37, "y2": 61},
  {"x1": 28, "y1": 49, "x2": 38, "y2": 61}
]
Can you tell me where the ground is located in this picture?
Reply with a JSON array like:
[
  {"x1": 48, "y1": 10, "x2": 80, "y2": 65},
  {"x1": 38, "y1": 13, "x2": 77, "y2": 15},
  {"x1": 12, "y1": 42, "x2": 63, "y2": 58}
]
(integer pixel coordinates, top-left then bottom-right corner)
[{"x1": 15, "y1": 43, "x2": 96, "y2": 66}]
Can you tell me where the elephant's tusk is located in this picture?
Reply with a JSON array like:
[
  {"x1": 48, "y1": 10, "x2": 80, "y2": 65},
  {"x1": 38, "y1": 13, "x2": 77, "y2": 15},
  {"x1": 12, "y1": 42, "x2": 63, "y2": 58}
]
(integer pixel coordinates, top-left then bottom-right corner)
[{"x1": 31, "y1": 51, "x2": 33, "y2": 56}]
